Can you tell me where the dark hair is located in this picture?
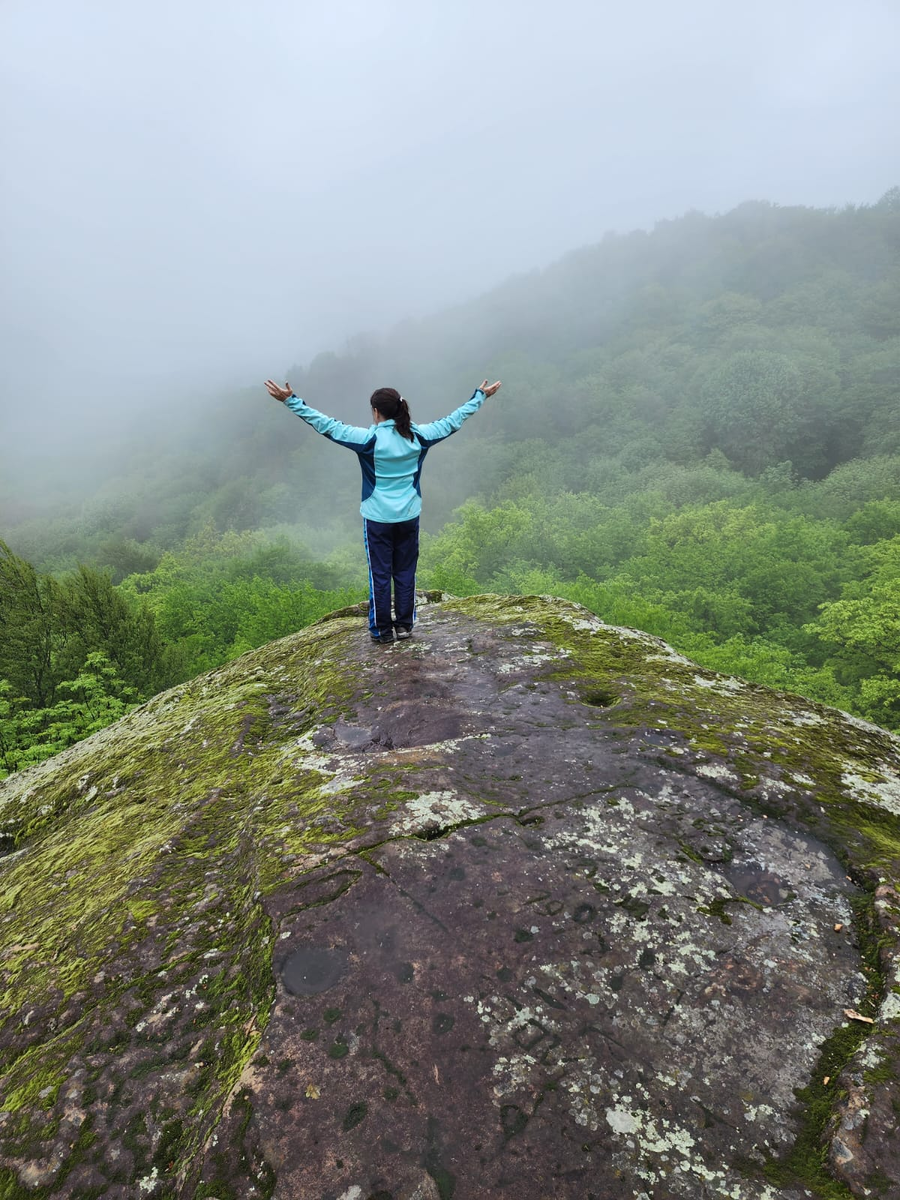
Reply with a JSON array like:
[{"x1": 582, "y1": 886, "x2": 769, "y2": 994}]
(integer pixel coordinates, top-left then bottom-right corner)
[{"x1": 370, "y1": 387, "x2": 413, "y2": 441}]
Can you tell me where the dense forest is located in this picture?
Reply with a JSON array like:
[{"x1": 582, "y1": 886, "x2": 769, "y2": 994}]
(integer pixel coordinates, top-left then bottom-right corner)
[{"x1": 2, "y1": 190, "x2": 899, "y2": 776}]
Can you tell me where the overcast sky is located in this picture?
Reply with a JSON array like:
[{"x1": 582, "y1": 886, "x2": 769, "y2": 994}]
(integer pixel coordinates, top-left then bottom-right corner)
[{"x1": 1, "y1": 0, "x2": 898, "y2": 452}]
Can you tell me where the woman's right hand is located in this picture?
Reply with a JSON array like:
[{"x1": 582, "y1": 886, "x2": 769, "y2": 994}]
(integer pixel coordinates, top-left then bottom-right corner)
[{"x1": 480, "y1": 379, "x2": 502, "y2": 398}]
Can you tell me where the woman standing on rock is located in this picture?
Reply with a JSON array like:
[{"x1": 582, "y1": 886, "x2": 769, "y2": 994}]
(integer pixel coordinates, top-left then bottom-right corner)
[{"x1": 263, "y1": 379, "x2": 502, "y2": 643}]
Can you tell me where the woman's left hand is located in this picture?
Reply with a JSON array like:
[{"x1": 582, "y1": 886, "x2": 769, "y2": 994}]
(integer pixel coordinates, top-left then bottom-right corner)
[{"x1": 264, "y1": 380, "x2": 293, "y2": 402}]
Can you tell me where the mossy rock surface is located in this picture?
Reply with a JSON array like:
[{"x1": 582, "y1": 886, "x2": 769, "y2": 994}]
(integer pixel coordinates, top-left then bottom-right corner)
[{"x1": 1, "y1": 593, "x2": 899, "y2": 1199}]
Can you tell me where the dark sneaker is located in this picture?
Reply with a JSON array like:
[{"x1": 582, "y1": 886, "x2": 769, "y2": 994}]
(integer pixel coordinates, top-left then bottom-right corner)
[
  {"x1": 371, "y1": 631, "x2": 395, "y2": 644},
  {"x1": 395, "y1": 624, "x2": 412, "y2": 640}
]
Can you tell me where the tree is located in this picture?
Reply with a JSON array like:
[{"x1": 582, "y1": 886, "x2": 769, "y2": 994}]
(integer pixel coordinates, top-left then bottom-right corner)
[
  {"x1": 55, "y1": 564, "x2": 166, "y2": 696},
  {"x1": 0, "y1": 541, "x2": 57, "y2": 706},
  {"x1": 0, "y1": 543, "x2": 165, "y2": 711},
  {"x1": 809, "y1": 537, "x2": 900, "y2": 728},
  {"x1": 697, "y1": 349, "x2": 839, "y2": 477},
  {"x1": 0, "y1": 654, "x2": 140, "y2": 779}
]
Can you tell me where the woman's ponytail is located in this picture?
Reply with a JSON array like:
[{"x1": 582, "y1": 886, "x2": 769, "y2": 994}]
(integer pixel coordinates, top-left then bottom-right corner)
[
  {"x1": 370, "y1": 387, "x2": 415, "y2": 441},
  {"x1": 394, "y1": 397, "x2": 412, "y2": 441}
]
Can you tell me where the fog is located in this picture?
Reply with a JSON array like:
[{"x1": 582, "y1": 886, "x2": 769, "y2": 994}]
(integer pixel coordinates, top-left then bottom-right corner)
[{"x1": 1, "y1": 0, "x2": 898, "y2": 463}]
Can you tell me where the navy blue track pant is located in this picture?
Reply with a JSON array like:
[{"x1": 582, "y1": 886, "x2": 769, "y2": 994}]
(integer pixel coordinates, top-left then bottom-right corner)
[{"x1": 363, "y1": 517, "x2": 419, "y2": 636}]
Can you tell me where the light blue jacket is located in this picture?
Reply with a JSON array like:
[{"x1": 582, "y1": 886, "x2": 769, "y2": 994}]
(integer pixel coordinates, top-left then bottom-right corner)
[{"x1": 285, "y1": 389, "x2": 486, "y2": 523}]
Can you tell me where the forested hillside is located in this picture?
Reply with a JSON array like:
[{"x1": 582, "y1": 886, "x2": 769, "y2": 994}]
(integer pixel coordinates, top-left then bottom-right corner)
[{"x1": 2, "y1": 191, "x2": 899, "y2": 774}]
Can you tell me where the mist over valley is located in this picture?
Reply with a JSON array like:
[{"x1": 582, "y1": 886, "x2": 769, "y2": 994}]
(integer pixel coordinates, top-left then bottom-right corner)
[{"x1": 2, "y1": 0, "x2": 899, "y2": 756}]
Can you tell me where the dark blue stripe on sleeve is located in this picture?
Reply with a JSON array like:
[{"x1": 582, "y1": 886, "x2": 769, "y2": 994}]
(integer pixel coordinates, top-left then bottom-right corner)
[
  {"x1": 412, "y1": 446, "x2": 429, "y2": 496},
  {"x1": 328, "y1": 432, "x2": 377, "y2": 454},
  {"x1": 359, "y1": 445, "x2": 377, "y2": 501}
]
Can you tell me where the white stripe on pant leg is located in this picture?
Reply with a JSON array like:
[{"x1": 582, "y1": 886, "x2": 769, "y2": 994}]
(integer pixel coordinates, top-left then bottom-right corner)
[
  {"x1": 363, "y1": 520, "x2": 380, "y2": 632},
  {"x1": 411, "y1": 517, "x2": 419, "y2": 625}
]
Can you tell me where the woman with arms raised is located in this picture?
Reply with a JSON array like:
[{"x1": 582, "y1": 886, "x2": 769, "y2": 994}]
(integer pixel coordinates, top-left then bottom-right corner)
[{"x1": 263, "y1": 378, "x2": 502, "y2": 644}]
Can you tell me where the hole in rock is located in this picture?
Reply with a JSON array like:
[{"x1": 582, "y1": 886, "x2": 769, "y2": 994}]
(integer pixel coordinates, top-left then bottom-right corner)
[
  {"x1": 415, "y1": 823, "x2": 448, "y2": 841},
  {"x1": 343, "y1": 1101, "x2": 368, "y2": 1132},
  {"x1": 501, "y1": 1104, "x2": 529, "y2": 1140},
  {"x1": 282, "y1": 947, "x2": 349, "y2": 996},
  {"x1": 334, "y1": 722, "x2": 374, "y2": 749},
  {"x1": 724, "y1": 864, "x2": 791, "y2": 907},
  {"x1": 581, "y1": 688, "x2": 619, "y2": 708}
]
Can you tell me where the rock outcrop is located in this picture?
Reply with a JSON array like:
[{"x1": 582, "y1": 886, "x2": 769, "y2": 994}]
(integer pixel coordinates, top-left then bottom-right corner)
[{"x1": 1, "y1": 594, "x2": 899, "y2": 1199}]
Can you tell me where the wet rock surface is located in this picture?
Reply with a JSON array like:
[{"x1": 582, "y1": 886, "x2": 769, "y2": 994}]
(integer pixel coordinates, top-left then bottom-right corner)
[
  {"x1": 245, "y1": 810, "x2": 860, "y2": 1200},
  {"x1": 1, "y1": 594, "x2": 899, "y2": 1198}
]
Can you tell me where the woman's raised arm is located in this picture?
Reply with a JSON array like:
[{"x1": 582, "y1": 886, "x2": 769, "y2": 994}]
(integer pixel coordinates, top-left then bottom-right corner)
[
  {"x1": 413, "y1": 379, "x2": 502, "y2": 446},
  {"x1": 263, "y1": 380, "x2": 374, "y2": 449}
]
